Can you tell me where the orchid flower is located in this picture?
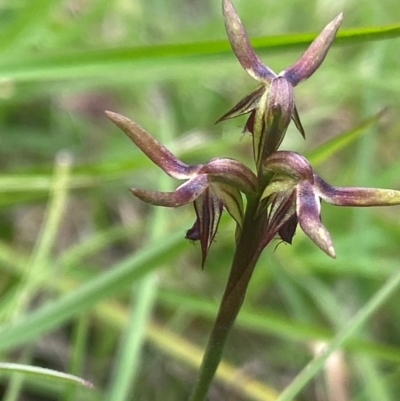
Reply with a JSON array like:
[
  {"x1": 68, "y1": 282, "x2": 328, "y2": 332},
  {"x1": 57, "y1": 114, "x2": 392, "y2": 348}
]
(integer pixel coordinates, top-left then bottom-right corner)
[
  {"x1": 262, "y1": 151, "x2": 400, "y2": 257},
  {"x1": 218, "y1": 0, "x2": 343, "y2": 170},
  {"x1": 105, "y1": 111, "x2": 257, "y2": 266}
]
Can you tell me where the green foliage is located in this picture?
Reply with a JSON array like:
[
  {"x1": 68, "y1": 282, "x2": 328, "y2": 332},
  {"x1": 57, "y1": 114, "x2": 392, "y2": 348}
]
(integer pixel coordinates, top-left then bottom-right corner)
[{"x1": 0, "y1": 0, "x2": 400, "y2": 400}]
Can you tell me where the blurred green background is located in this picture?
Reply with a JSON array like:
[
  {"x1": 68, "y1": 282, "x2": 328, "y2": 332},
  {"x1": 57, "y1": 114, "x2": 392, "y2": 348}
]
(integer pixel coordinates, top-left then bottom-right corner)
[{"x1": 0, "y1": 0, "x2": 400, "y2": 400}]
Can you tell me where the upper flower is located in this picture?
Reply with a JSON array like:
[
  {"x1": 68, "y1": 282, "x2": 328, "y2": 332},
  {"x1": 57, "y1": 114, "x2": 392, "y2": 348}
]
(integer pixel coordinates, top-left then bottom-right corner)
[
  {"x1": 105, "y1": 111, "x2": 258, "y2": 266},
  {"x1": 262, "y1": 151, "x2": 400, "y2": 257},
  {"x1": 218, "y1": 0, "x2": 343, "y2": 170}
]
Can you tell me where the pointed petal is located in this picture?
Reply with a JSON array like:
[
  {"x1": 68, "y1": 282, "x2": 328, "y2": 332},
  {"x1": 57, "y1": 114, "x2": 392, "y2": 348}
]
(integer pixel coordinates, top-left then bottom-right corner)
[
  {"x1": 261, "y1": 177, "x2": 298, "y2": 201},
  {"x1": 193, "y1": 189, "x2": 224, "y2": 267},
  {"x1": 201, "y1": 157, "x2": 258, "y2": 194},
  {"x1": 216, "y1": 86, "x2": 266, "y2": 124},
  {"x1": 264, "y1": 151, "x2": 314, "y2": 182},
  {"x1": 130, "y1": 174, "x2": 209, "y2": 207},
  {"x1": 314, "y1": 175, "x2": 400, "y2": 206},
  {"x1": 297, "y1": 180, "x2": 336, "y2": 258},
  {"x1": 106, "y1": 111, "x2": 197, "y2": 179},
  {"x1": 282, "y1": 13, "x2": 343, "y2": 86},
  {"x1": 222, "y1": 0, "x2": 276, "y2": 83},
  {"x1": 251, "y1": 88, "x2": 268, "y2": 166},
  {"x1": 263, "y1": 189, "x2": 297, "y2": 246},
  {"x1": 211, "y1": 182, "x2": 244, "y2": 229},
  {"x1": 292, "y1": 105, "x2": 306, "y2": 138}
]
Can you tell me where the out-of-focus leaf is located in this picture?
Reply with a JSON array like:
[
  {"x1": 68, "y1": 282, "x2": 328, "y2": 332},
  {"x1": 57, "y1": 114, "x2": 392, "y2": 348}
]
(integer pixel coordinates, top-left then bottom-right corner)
[
  {"x1": 0, "y1": 363, "x2": 93, "y2": 388},
  {"x1": 307, "y1": 110, "x2": 385, "y2": 166},
  {"x1": 0, "y1": 25, "x2": 399, "y2": 82}
]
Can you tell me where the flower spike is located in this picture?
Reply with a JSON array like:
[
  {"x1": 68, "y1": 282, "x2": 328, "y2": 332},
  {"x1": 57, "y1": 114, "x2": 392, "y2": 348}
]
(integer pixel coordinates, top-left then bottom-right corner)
[{"x1": 108, "y1": 6, "x2": 400, "y2": 398}]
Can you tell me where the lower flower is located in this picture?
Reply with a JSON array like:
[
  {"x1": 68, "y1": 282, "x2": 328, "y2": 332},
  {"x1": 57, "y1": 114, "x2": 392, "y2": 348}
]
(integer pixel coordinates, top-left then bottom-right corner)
[{"x1": 262, "y1": 151, "x2": 400, "y2": 256}]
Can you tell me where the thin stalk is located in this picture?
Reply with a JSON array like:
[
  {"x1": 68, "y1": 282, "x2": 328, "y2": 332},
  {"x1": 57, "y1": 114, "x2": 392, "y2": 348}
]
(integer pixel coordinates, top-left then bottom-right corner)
[
  {"x1": 62, "y1": 315, "x2": 89, "y2": 401},
  {"x1": 6, "y1": 151, "x2": 72, "y2": 321},
  {"x1": 188, "y1": 197, "x2": 267, "y2": 401}
]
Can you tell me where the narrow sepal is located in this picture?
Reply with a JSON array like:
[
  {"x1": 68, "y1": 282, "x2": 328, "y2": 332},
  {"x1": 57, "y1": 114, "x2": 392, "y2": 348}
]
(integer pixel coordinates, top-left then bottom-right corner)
[
  {"x1": 314, "y1": 175, "x2": 400, "y2": 206},
  {"x1": 222, "y1": 0, "x2": 276, "y2": 83},
  {"x1": 264, "y1": 190, "x2": 297, "y2": 245},
  {"x1": 261, "y1": 178, "x2": 298, "y2": 201},
  {"x1": 282, "y1": 13, "x2": 343, "y2": 86},
  {"x1": 201, "y1": 157, "x2": 258, "y2": 194},
  {"x1": 216, "y1": 86, "x2": 266, "y2": 124},
  {"x1": 130, "y1": 174, "x2": 209, "y2": 207},
  {"x1": 292, "y1": 105, "x2": 306, "y2": 138},
  {"x1": 106, "y1": 111, "x2": 196, "y2": 179},
  {"x1": 192, "y1": 189, "x2": 224, "y2": 267},
  {"x1": 211, "y1": 182, "x2": 244, "y2": 230},
  {"x1": 296, "y1": 180, "x2": 336, "y2": 258},
  {"x1": 252, "y1": 88, "x2": 268, "y2": 167}
]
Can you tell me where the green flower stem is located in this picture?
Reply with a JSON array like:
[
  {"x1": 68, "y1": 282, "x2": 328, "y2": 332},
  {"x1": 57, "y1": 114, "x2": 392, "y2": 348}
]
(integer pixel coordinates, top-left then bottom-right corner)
[{"x1": 189, "y1": 197, "x2": 267, "y2": 401}]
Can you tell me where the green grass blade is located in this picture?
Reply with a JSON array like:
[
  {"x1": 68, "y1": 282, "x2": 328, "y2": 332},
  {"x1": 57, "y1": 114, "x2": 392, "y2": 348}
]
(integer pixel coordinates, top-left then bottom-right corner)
[
  {"x1": 2, "y1": 349, "x2": 33, "y2": 401},
  {"x1": 100, "y1": 301, "x2": 283, "y2": 401},
  {"x1": 0, "y1": 174, "x2": 98, "y2": 192},
  {"x1": 0, "y1": 226, "x2": 188, "y2": 352},
  {"x1": 0, "y1": 24, "x2": 399, "y2": 82},
  {"x1": 352, "y1": 354, "x2": 392, "y2": 401},
  {"x1": 307, "y1": 110, "x2": 385, "y2": 166},
  {"x1": 62, "y1": 316, "x2": 90, "y2": 401},
  {"x1": 6, "y1": 152, "x2": 72, "y2": 320},
  {"x1": 276, "y1": 269, "x2": 400, "y2": 401},
  {"x1": 108, "y1": 278, "x2": 159, "y2": 401},
  {"x1": 158, "y1": 288, "x2": 400, "y2": 363},
  {"x1": 0, "y1": 362, "x2": 93, "y2": 388},
  {"x1": 0, "y1": 0, "x2": 62, "y2": 52}
]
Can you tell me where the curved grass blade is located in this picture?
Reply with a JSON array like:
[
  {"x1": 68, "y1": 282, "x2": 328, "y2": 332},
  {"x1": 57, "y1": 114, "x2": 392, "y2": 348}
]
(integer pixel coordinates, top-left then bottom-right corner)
[
  {"x1": 0, "y1": 363, "x2": 93, "y2": 389},
  {"x1": 276, "y1": 269, "x2": 400, "y2": 401},
  {"x1": 0, "y1": 25, "x2": 398, "y2": 82},
  {"x1": 98, "y1": 301, "x2": 283, "y2": 401},
  {"x1": 307, "y1": 109, "x2": 386, "y2": 166},
  {"x1": 7, "y1": 152, "x2": 72, "y2": 320},
  {"x1": 0, "y1": 226, "x2": 188, "y2": 352},
  {"x1": 158, "y1": 288, "x2": 400, "y2": 363}
]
